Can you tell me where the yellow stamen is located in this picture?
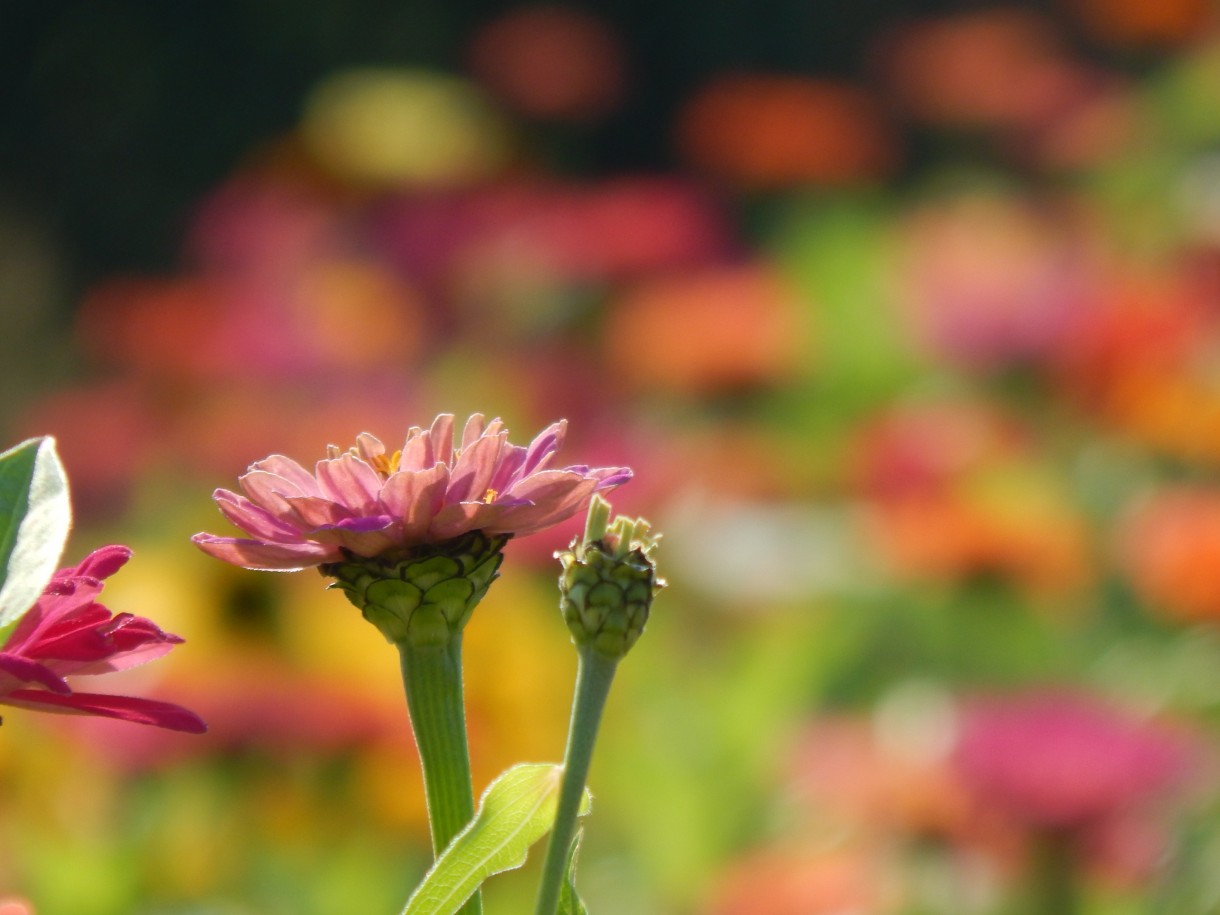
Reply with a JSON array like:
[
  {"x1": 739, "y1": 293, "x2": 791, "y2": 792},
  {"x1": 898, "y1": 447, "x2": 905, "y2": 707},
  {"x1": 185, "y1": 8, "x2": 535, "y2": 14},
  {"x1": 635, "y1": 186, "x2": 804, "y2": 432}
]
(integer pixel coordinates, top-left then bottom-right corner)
[
  {"x1": 482, "y1": 488, "x2": 499, "y2": 503},
  {"x1": 370, "y1": 450, "x2": 402, "y2": 478}
]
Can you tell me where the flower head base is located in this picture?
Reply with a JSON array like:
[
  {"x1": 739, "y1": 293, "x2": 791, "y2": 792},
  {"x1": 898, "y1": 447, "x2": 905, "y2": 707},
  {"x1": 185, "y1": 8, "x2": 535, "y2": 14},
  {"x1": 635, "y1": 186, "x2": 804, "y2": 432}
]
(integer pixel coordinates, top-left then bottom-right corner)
[
  {"x1": 323, "y1": 530, "x2": 507, "y2": 646},
  {"x1": 0, "y1": 546, "x2": 206, "y2": 733},
  {"x1": 192, "y1": 414, "x2": 632, "y2": 571},
  {"x1": 558, "y1": 495, "x2": 663, "y2": 659}
]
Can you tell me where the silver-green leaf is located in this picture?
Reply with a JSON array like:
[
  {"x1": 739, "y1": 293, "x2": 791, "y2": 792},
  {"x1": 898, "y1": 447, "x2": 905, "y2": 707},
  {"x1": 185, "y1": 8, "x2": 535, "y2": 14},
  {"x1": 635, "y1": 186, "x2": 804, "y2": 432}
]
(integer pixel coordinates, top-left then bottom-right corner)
[
  {"x1": 401, "y1": 763, "x2": 592, "y2": 915},
  {"x1": 0, "y1": 437, "x2": 71, "y2": 628}
]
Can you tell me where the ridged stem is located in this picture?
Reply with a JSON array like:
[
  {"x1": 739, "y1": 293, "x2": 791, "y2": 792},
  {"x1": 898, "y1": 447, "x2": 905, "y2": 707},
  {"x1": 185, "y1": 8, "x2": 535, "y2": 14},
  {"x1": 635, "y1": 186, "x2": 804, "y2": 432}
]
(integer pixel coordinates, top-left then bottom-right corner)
[
  {"x1": 397, "y1": 637, "x2": 482, "y2": 915},
  {"x1": 533, "y1": 648, "x2": 619, "y2": 915},
  {"x1": 1028, "y1": 829, "x2": 1079, "y2": 915}
]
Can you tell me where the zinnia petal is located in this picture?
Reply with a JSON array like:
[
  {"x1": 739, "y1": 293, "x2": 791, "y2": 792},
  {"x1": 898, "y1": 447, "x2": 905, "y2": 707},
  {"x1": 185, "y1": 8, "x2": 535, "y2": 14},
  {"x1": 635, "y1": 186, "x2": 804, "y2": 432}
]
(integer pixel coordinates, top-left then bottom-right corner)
[
  {"x1": 190, "y1": 534, "x2": 341, "y2": 570},
  {"x1": 1, "y1": 689, "x2": 207, "y2": 733}
]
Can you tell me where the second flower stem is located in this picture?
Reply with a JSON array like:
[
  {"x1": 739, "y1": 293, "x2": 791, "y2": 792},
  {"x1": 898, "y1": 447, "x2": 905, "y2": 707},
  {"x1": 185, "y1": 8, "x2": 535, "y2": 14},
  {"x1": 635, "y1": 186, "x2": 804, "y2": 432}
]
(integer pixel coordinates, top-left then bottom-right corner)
[
  {"x1": 534, "y1": 648, "x2": 619, "y2": 915},
  {"x1": 397, "y1": 637, "x2": 482, "y2": 915}
]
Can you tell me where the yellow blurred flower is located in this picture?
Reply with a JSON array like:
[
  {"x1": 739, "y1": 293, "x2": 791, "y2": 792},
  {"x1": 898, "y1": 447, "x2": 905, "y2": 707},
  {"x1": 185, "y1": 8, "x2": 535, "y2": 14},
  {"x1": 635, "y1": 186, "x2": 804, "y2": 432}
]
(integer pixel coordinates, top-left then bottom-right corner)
[{"x1": 302, "y1": 68, "x2": 510, "y2": 188}]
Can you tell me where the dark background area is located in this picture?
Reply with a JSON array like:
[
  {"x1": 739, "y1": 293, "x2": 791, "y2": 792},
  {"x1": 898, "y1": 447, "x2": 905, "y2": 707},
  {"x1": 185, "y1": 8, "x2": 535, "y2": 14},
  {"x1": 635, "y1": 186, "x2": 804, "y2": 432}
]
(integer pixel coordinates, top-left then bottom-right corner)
[{"x1": 3, "y1": 0, "x2": 1065, "y2": 287}]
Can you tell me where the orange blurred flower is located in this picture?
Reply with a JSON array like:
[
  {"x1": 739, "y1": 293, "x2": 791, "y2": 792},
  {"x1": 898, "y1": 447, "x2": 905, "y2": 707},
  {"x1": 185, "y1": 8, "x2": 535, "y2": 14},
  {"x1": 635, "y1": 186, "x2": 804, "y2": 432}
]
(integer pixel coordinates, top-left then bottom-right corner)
[
  {"x1": 708, "y1": 845, "x2": 901, "y2": 915},
  {"x1": 1068, "y1": 0, "x2": 1214, "y2": 48},
  {"x1": 1118, "y1": 487, "x2": 1220, "y2": 622},
  {"x1": 676, "y1": 75, "x2": 897, "y2": 189},
  {"x1": 876, "y1": 10, "x2": 1093, "y2": 131},
  {"x1": 1055, "y1": 273, "x2": 1220, "y2": 463},
  {"x1": 853, "y1": 402, "x2": 1091, "y2": 595},
  {"x1": 466, "y1": 5, "x2": 626, "y2": 121},
  {"x1": 602, "y1": 264, "x2": 807, "y2": 395},
  {"x1": 865, "y1": 493, "x2": 1091, "y2": 595}
]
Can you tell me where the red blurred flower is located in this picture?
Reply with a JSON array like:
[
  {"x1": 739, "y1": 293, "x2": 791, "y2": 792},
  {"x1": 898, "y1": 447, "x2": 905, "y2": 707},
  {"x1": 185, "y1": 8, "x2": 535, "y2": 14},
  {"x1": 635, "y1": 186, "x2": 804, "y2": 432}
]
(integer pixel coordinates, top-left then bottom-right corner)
[
  {"x1": 466, "y1": 5, "x2": 626, "y2": 121},
  {"x1": 875, "y1": 10, "x2": 1093, "y2": 131},
  {"x1": 676, "y1": 75, "x2": 897, "y2": 189},
  {"x1": 0, "y1": 547, "x2": 205, "y2": 733},
  {"x1": 954, "y1": 692, "x2": 1191, "y2": 833}
]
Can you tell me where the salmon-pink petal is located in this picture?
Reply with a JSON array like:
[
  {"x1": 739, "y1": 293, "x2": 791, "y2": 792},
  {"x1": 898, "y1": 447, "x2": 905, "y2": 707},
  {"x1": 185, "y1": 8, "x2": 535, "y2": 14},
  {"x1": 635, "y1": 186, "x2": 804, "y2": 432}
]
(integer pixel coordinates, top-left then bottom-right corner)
[
  {"x1": 1, "y1": 689, "x2": 208, "y2": 733},
  {"x1": 353, "y1": 432, "x2": 387, "y2": 463},
  {"x1": 248, "y1": 455, "x2": 320, "y2": 494},
  {"x1": 0, "y1": 654, "x2": 71, "y2": 693},
  {"x1": 190, "y1": 534, "x2": 341, "y2": 571},
  {"x1": 238, "y1": 470, "x2": 308, "y2": 518},
  {"x1": 381, "y1": 464, "x2": 449, "y2": 540},
  {"x1": 314, "y1": 453, "x2": 384, "y2": 514},
  {"x1": 280, "y1": 495, "x2": 357, "y2": 530},
  {"x1": 215, "y1": 490, "x2": 302, "y2": 541},
  {"x1": 312, "y1": 525, "x2": 402, "y2": 557},
  {"x1": 448, "y1": 429, "x2": 508, "y2": 504},
  {"x1": 493, "y1": 476, "x2": 601, "y2": 534},
  {"x1": 459, "y1": 413, "x2": 490, "y2": 451},
  {"x1": 428, "y1": 501, "x2": 505, "y2": 541}
]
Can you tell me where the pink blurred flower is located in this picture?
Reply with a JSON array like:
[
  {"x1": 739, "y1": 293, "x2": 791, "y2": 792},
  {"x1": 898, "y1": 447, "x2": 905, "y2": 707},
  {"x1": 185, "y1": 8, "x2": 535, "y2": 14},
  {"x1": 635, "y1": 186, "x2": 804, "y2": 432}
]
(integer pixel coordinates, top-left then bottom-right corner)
[
  {"x1": 193, "y1": 413, "x2": 632, "y2": 570},
  {"x1": 954, "y1": 692, "x2": 1191, "y2": 833},
  {"x1": 0, "y1": 547, "x2": 206, "y2": 733}
]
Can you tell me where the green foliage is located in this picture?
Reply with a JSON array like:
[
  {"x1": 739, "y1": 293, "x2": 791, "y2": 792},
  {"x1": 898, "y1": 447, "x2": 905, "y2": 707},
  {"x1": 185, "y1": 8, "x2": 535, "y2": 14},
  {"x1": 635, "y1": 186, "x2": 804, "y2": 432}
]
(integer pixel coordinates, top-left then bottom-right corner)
[{"x1": 401, "y1": 764, "x2": 591, "y2": 915}]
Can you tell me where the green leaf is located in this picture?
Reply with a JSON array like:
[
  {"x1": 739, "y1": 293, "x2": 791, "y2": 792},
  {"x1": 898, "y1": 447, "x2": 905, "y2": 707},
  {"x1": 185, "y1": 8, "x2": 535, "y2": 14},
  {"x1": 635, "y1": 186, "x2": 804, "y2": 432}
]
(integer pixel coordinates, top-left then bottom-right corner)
[
  {"x1": 401, "y1": 763, "x2": 592, "y2": 915},
  {"x1": 558, "y1": 831, "x2": 588, "y2": 915},
  {"x1": 0, "y1": 437, "x2": 71, "y2": 628}
]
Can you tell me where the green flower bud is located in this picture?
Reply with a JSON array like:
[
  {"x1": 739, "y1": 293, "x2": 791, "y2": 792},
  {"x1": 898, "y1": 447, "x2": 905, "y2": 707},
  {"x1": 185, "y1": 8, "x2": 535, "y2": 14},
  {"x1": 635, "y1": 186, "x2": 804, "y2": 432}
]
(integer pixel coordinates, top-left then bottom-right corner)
[
  {"x1": 558, "y1": 495, "x2": 663, "y2": 660},
  {"x1": 321, "y1": 530, "x2": 508, "y2": 647}
]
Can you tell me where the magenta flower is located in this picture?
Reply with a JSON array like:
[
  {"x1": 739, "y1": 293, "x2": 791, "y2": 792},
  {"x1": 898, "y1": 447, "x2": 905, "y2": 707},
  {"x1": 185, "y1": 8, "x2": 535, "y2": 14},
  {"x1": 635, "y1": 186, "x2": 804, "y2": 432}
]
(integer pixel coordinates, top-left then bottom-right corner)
[
  {"x1": 0, "y1": 546, "x2": 206, "y2": 733},
  {"x1": 192, "y1": 413, "x2": 632, "y2": 571},
  {"x1": 954, "y1": 691, "x2": 1190, "y2": 833}
]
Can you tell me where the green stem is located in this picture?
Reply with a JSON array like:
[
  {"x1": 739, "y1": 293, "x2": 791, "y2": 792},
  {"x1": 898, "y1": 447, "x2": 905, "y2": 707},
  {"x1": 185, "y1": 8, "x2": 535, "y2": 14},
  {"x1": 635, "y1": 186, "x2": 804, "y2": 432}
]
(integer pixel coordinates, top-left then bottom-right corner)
[
  {"x1": 534, "y1": 648, "x2": 619, "y2": 915},
  {"x1": 1028, "y1": 829, "x2": 1080, "y2": 915},
  {"x1": 397, "y1": 637, "x2": 482, "y2": 915}
]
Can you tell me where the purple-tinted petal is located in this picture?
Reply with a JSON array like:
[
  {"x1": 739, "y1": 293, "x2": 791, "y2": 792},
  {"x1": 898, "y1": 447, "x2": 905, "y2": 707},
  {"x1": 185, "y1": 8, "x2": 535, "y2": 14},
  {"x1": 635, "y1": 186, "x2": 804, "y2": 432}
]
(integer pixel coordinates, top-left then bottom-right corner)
[
  {"x1": 381, "y1": 464, "x2": 449, "y2": 540},
  {"x1": 519, "y1": 420, "x2": 567, "y2": 477},
  {"x1": 314, "y1": 453, "x2": 384, "y2": 514},
  {"x1": 590, "y1": 466, "x2": 634, "y2": 489},
  {"x1": 486, "y1": 444, "x2": 528, "y2": 495},
  {"x1": 0, "y1": 654, "x2": 71, "y2": 693},
  {"x1": 191, "y1": 534, "x2": 340, "y2": 571},
  {"x1": 1, "y1": 688, "x2": 208, "y2": 733}
]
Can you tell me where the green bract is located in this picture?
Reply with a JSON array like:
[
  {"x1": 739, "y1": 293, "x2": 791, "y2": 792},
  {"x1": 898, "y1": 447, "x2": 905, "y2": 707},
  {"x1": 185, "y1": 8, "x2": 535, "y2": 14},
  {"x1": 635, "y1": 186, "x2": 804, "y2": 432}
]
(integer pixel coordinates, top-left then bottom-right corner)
[
  {"x1": 322, "y1": 530, "x2": 508, "y2": 646},
  {"x1": 557, "y1": 497, "x2": 662, "y2": 660}
]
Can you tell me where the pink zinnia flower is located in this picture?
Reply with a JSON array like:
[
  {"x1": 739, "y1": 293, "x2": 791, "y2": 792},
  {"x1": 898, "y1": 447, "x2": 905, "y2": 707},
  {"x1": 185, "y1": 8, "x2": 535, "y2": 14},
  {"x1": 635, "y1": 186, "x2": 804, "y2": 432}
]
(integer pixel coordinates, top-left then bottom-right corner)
[
  {"x1": 954, "y1": 692, "x2": 1190, "y2": 832},
  {"x1": 0, "y1": 546, "x2": 206, "y2": 733},
  {"x1": 192, "y1": 413, "x2": 632, "y2": 571}
]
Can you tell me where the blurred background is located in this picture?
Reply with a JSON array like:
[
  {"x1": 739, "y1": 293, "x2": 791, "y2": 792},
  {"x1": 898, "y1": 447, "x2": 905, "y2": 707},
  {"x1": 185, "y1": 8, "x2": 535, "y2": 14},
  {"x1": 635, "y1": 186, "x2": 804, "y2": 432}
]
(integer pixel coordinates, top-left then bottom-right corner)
[{"x1": 3, "y1": 0, "x2": 1220, "y2": 912}]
